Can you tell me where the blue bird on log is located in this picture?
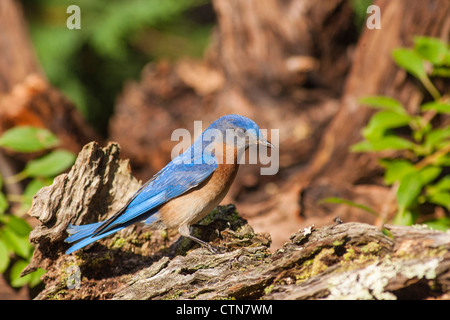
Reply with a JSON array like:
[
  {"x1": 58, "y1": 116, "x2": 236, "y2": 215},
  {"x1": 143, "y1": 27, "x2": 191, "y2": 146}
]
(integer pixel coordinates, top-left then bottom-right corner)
[{"x1": 65, "y1": 114, "x2": 273, "y2": 254}]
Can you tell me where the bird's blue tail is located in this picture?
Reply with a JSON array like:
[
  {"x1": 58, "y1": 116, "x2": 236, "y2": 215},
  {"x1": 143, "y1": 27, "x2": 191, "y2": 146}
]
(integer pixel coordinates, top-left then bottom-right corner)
[
  {"x1": 65, "y1": 221, "x2": 125, "y2": 254},
  {"x1": 64, "y1": 208, "x2": 160, "y2": 254},
  {"x1": 66, "y1": 222, "x2": 103, "y2": 243}
]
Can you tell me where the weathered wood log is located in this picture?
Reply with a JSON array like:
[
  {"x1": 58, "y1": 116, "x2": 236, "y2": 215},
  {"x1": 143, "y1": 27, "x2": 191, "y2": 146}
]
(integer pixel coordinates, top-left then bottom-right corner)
[{"x1": 25, "y1": 142, "x2": 450, "y2": 300}]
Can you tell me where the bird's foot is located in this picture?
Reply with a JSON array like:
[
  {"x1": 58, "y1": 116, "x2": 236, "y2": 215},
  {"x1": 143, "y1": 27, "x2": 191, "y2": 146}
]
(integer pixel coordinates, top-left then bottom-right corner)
[{"x1": 204, "y1": 243, "x2": 226, "y2": 254}]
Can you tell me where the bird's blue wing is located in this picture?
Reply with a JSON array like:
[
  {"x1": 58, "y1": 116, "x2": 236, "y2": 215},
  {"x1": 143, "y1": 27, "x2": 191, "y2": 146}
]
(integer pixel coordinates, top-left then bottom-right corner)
[
  {"x1": 65, "y1": 148, "x2": 218, "y2": 254},
  {"x1": 108, "y1": 152, "x2": 218, "y2": 226}
]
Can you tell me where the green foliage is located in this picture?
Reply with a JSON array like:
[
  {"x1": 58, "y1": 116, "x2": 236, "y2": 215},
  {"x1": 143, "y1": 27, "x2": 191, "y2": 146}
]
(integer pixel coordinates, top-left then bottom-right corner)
[
  {"x1": 351, "y1": 36, "x2": 450, "y2": 229},
  {"x1": 0, "y1": 211, "x2": 46, "y2": 288},
  {"x1": 24, "y1": 0, "x2": 213, "y2": 134},
  {"x1": 0, "y1": 126, "x2": 76, "y2": 288},
  {"x1": 21, "y1": 150, "x2": 76, "y2": 180},
  {"x1": 0, "y1": 126, "x2": 59, "y2": 152}
]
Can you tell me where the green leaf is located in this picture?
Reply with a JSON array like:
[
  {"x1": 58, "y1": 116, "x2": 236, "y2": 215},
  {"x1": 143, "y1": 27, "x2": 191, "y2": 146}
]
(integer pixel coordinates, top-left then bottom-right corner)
[
  {"x1": 0, "y1": 126, "x2": 59, "y2": 153},
  {"x1": 318, "y1": 197, "x2": 378, "y2": 216},
  {"x1": 392, "y1": 48, "x2": 427, "y2": 80},
  {"x1": 431, "y1": 66, "x2": 450, "y2": 78},
  {"x1": 0, "y1": 228, "x2": 32, "y2": 259},
  {"x1": 429, "y1": 175, "x2": 450, "y2": 191},
  {"x1": 89, "y1": 0, "x2": 208, "y2": 59},
  {"x1": 421, "y1": 101, "x2": 450, "y2": 114},
  {"x1": 418, "y1": 166, "x2": 442, "y2": 186},
  {"x1": 29, "y1": 268, "x2": 46, "y2": 288},
  {"x1": 22, "y1": 150, "x2": 76, "y2": 178},
  {"x1": 362, "y1": 111, "x2": 412, "y2": 139},
  {"x1": 396, "y1": 172, "x2": 423, "y2": 212},
  {"x1": 426, "y1": 175, "x2": 450, "y2": 210},
  {"x1": 3, "y1": 215, "x2": 32, "y2": 238},
  {"x1": 381, "y1": 160, "x2": 415, "y2": 185},
  {"x1": 359, "y1": 96, "x2": 407, "y2": 114},
  {"x1": 393, "y1": 209, "x2": 417, "y2": 226},
  {"x1": 435, "y1": 153, "x2": 450, "y2": 166},
  {"x1": 9, "y1": 261, "x2": 44, "y2": 288},
  {"x1": 373, "y1": 136, "x2": 416, "y2": 151},
  {"x1": 0, "y1": 241, "x2": 9, "y2": 273},
  {"x1": 424, "y1": 217, "x2": 450, "y2": 231},
  {"x1": 350, "y1": 140, "x2": 375, "y2": 152},
  {"x1": 396, "y1": 166, "x2": 442, "y2": 212},
  {"x1": 352, "y1": 136, "x2": 416, "y2": 152},
  {"x1": 414, "y1": 36, "x2": 449, "y2": 66},
  {"x1": 9, "y1": 260, "x2": 30, "y2": 288},
  {"x1": 427, "y1": 191, "x2": 450, "y2": 210},
  {"x1": 423, "y1": 127, "x2": 450, "y2": 151}
]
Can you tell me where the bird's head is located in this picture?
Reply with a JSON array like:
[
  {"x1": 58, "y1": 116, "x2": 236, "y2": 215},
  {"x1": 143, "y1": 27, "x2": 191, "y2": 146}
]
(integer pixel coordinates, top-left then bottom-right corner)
[{"x1": 205, "y1": 114, "x2": 273, "y2": 150}]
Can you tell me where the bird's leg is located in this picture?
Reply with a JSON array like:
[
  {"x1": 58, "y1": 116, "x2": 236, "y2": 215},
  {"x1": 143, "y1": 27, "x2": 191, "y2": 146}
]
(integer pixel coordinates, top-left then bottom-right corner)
[{"x1": 179, "y1": 225, "x2": 224, "y2": 254}]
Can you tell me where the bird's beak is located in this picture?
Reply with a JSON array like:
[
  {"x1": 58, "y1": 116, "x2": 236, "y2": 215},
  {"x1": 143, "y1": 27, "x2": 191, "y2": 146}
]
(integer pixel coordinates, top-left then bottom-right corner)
[{"x1": 257, "y1": 137, "x2": 275, "y2": 148}]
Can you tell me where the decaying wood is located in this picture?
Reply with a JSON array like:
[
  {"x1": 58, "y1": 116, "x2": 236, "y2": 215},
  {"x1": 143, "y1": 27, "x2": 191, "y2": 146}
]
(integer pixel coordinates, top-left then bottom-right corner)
[{"x1": 25, "y1": 142, "x2": 450, "y2": 300}]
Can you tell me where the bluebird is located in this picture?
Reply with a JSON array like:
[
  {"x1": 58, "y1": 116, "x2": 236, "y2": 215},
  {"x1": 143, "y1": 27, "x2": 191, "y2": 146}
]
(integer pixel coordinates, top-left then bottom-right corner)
[{"x1": 65, "y1": 114, "x2": 273, "y2": 254}]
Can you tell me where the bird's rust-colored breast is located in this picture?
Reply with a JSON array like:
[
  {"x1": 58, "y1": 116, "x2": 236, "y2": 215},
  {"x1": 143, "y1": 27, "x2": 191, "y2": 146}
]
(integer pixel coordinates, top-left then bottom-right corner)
[{"x1": 158, "y1": 143, "x2": 239, "y2": 228}]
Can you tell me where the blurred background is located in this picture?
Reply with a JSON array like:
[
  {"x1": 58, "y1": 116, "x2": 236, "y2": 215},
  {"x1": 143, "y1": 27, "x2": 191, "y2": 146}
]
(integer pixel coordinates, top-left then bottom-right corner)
[
  {"x1": 22, "y1": 0, "x2": 217, "y2": 136},
  {"x1": 0, "y1": 0, "x2": 448, "y2": 299}
]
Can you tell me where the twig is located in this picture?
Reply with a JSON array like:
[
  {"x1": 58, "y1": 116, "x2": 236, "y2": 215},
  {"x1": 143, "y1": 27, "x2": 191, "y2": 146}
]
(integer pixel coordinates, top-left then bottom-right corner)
[{"x1": 414, "y1": 143, "x2": 450, "y2": 170}]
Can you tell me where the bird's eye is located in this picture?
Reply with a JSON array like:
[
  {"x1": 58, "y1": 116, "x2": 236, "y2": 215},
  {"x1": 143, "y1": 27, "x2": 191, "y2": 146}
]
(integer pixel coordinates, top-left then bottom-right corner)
[{"x1": 236, "y1": 128, "x2": 246, "y2": 137}]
